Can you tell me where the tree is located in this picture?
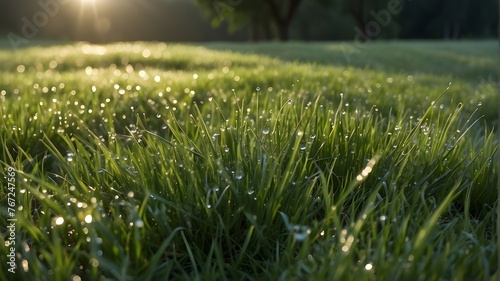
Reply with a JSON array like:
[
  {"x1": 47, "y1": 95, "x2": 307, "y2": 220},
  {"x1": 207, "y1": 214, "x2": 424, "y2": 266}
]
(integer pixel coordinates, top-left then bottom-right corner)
[
  {"x1": 264, "y1": 0, "x2": 304, "y2": 41},
  {"x1": 337, "y1": 0, "x2": 386, "y2": 41},
  {"x1": 399, "y1": 0, "x2": 497, "y2": 39},
  {"x1": 195, "y1": 0, "x2": 330, "y2": 41}
]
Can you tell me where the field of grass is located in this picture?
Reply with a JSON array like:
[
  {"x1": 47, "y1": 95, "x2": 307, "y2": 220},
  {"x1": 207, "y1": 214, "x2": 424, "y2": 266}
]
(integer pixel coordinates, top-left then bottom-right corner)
[{"x1": 0, "y1": 40, "x2": 498, "y2": 280}]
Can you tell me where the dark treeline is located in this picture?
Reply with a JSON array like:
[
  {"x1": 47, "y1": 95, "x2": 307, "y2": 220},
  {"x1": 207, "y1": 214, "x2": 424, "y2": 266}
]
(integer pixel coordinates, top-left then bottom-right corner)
[{"x1": 0, "y1": 0, "x2": 497, "y2": 43}]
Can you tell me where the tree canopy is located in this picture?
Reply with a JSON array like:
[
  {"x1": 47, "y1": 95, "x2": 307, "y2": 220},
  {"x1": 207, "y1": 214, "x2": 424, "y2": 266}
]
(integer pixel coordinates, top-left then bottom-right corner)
[
  {"x1": 195, "y1": 0, "x2": 498, "y2": 41},
  {"x1": 0, "y1": 0, "x2": 497, "y2": 42},
  {"x1": 195, "y1": 0, "x2": 331, "y2": 41}
]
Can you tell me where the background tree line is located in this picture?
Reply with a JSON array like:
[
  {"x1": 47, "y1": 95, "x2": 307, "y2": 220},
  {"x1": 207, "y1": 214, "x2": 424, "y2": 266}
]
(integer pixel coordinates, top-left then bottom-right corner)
[{"x1": 0, "y1": 0, "x2": 497, "y2": 43}]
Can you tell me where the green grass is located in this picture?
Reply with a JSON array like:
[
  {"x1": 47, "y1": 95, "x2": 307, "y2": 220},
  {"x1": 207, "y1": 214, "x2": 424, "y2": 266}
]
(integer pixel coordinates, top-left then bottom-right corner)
[{"x1": 0, "y1": 40, "x2": 498, "y2": 280}]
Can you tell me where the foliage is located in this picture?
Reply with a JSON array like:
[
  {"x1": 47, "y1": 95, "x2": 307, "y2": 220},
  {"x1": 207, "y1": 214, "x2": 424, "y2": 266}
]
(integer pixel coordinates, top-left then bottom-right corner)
[
  {"x1": 0, "y1": 0, "x2": 497, "y2": 41},
  {"x1": 399, "y1": 0, "x2": 498, "y2": 39},
  {"x1": 194, "y1": 0, "x2": 331, "y2": 41}
]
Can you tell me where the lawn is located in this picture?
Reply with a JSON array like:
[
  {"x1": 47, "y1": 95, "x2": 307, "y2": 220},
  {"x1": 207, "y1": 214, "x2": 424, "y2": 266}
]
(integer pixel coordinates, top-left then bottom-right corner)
[{"x1": 0, "y1": 40, "x2": 498, "y2": 280}]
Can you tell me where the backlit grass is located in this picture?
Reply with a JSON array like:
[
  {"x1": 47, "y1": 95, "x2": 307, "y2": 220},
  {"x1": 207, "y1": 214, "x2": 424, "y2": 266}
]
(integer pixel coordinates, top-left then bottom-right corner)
[{"x1": 0, "y1": 40, "x2": 498, "y2": 280}]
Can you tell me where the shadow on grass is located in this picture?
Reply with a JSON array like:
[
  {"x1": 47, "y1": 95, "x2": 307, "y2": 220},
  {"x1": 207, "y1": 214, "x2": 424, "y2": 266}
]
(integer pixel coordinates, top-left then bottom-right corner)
[{"x1": 200, "y1": 40, "x2": 499, "y2": 83}]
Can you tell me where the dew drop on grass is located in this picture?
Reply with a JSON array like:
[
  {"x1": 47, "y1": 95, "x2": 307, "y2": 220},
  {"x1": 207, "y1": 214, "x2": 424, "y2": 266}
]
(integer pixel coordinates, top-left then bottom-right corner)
[
  {"x1": 262, "y1": 128, "x2": 270, "y2": 135},
  {"x1": 247, "y1": 190, "x2": 254, "y2": 195},
  {"x1": 84, "y1": 215, "x2": 93, "y2": 223},
  {"x1": 135, "y1": 219, "x2": 144, "y2": 228},
  {"x1": 256, "y1": 87, "x2": 261, "y2": 92},
  {"x1": 300, "y1": 144, "x2": 307, "y2": 151},
  {"x1": 224, "y1": 147, "x2": 230, "y2": 153},
  {"x1": 292, "y1": 226, "x2": 311, "y2": 241},
  {"x1": 54, "y1": 217, "x2": 64, "y2": 225},
  {"x1": 66, "y1": 152, "x2": 75, "y2": 162},
  {"x1": 234, "y1": 170, "x2": 244, "y2": 180},
  {"x1": 309, "y1": 134, "x2": 316, "y2": 139}
]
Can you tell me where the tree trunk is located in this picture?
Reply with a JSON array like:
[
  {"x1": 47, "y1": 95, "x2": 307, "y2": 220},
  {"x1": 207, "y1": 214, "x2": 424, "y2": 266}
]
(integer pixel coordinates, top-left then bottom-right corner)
[
  {"x1": 264, "y1": 0, "x2": 303, "y2": 41},
  {"x1": 263, "y1": 20, "x2": 273, "y2": 40},
  {"x1": 352, "y1": 1, "x2": 368, "y2": 42},
  {"x1": 452, "y1": 21, "x2": 460, "y2": 39},
  {"x1": 249, "y1": 20, "x2": 259, "y2": 42},
  {"x1": 276, "y1": 21, "x2": 290, "y2": 41},
  {"x1": 299, "y1": 21, "x2": 310, "y2": 41},
  {"x1": 443, "y1": 22, "x2": 450, "y2": 39}
]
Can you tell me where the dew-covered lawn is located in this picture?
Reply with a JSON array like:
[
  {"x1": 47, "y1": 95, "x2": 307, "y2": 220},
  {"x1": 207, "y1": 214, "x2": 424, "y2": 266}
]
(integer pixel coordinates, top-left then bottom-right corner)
[{"x1": 0, "y1": 40, "x2": 497, "y2": 280}]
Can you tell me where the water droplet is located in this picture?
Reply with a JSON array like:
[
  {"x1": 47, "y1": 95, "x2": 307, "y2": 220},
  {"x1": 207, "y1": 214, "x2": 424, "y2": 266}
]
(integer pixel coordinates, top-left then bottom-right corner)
[
  {"x1": 309, "y1": 134, "x2": 316, "y2": 139},
  {"x1": 54, "y1": 217, "x2": 64, "y2": 225},
  {"x1": 234, "y1": 170, "x2": 244, "y2": 180},
  {"x1": 256, "y1": 87, "x2": 261, "y2": 92},
  {"x1": 293, "y1": 226, "x2": 311, "y2": 241},
  {"x1": 247, "y1": 190, "x2": 254, "y2": 195},
  {"x1": 224, "y1": 147, "x2": 230, "y2": 153},
  {"x1": 262, "y1": 128, "x2": 270, "y2": 135},
  {"x1": 135, "y1": 219, "x2": 144, "y2": 228},
  {"x1": 300, "y1": 144, "x2": 307, "y2": 151},
  {"x1": 84, "y1": 215, "x2": 93, "y2": 223}
]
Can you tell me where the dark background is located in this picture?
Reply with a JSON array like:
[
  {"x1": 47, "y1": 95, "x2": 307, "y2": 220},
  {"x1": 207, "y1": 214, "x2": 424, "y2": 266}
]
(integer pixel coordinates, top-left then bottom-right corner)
[{"x1": 0, "y1": 0, "x2": 497, "y2": 43}]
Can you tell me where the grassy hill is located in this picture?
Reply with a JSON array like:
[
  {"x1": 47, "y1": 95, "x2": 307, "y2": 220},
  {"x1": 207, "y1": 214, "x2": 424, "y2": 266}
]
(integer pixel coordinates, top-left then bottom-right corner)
[{"x1": 0, "y1": 40, "x2": 498, "y2": 280}]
